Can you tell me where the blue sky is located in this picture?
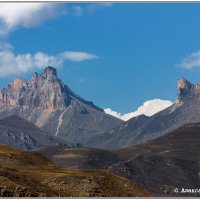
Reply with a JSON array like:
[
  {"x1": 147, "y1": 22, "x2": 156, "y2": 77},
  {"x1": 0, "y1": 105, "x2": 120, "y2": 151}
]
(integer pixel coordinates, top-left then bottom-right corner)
[{"x1": 1, "y1": 3, "x2": 200, "y2": 113}]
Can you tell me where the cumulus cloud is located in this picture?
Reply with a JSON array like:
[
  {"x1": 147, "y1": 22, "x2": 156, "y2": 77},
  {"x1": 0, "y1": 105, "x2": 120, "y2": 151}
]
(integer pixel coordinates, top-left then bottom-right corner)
[
  {"x1": 0, "y1": 3, "x2": 63, "y2": 36},
  {"x1": 178, "y1": 50, "x2": 200, "y2": 69},
  {"x1": 0, "y1": 3, "x2": 113, "y2": 35},
  {"x1": 104, "y1": 108, "x2": 122, "y2": 119},
  {"x1": 0, "y1": 3, "x2": 103, "y2": 77},
  {"x1": 104, "y1": 99, "x2": 173, "y2": 121},
  {"x1": 0, "y1": 48, "x2": 99, "y2": 76}
]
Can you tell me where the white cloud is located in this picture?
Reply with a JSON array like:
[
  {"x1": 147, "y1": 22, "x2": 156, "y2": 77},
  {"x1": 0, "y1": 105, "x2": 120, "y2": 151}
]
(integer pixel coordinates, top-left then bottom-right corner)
[
  {"x1": 178, "y1": 50, "x2": 200, "y2": 69},
  {"x1": 0, "y1": 48, "x2": 99, "y2": 77},
  {"x1": 0, "y1": 3, "x2": 63, "y2": 36},
  {"x1": 104, "y1": 99, "x2": 173, "y2": 121},
  {"x1": 61, "y1": 51, "x2": 99, "y2": 62},
  {"x1": 0, "y1": 3, "x2": 103, "y2": 76},
  {"x1": 104, "y1": 108, "x2": 122, "y2": 119},
  {"x1": 0, "y1": 3, "x2": 112, "y2": 36}
]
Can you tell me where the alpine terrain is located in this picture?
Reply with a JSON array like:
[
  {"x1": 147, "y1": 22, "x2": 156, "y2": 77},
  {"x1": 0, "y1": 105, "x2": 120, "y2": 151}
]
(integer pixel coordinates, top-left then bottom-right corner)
[
  {"x1": 89, "y1": 78, "x2": 200, "y2": 149},
  {"x1": 0, "y1": 66, "x2": 122, "y2": 145}
]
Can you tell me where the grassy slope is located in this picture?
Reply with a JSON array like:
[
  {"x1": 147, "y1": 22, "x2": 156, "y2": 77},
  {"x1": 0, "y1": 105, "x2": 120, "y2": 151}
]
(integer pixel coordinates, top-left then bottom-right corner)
[{"x1": 0, "y1": 145, "x2": 150, "y2": 197}]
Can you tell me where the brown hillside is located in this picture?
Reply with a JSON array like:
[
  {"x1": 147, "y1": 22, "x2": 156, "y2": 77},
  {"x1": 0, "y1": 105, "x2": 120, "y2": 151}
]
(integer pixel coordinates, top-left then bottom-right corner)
[{"x1": 0, "y1": 145, "x2": 150, "y2": 197}]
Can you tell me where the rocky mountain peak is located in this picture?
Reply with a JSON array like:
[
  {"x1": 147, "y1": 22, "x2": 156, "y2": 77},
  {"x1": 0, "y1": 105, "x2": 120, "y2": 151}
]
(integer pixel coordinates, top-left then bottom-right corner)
[
  {"x1": 0, "y1": 67, "x2": 70, "y2": 110},
  {"x1": 178, "y1": 78, "x2": 193, "y2": 90},
  {"x1": 43, "y1": 66, "x2": 57, "y2": 78},
  {"x1": 177, "y1": 78, "x2": 200, "y2": 102},
  {"x1": 0, "y1": 66, "x2": 102, "y2": 112}
]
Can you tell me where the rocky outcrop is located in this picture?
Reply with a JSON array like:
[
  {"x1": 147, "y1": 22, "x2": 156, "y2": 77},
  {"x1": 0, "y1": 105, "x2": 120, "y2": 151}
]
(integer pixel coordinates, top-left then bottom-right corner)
[
  {"x1": 177, "y1": 78, "x2": 200, "y2": 102},
  {"x1": 0, "y1": 66, "x2": 82, "y2": 110}
]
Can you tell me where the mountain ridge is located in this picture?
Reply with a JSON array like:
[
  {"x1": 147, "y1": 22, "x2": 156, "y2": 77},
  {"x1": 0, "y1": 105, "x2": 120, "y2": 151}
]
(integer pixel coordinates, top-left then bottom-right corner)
[
  {"x1": 0, "y1": 66, "x2": 103, "y2": 112},
  {"x1": 89, "y1": 77, "x2": 200, "y2": 149}
]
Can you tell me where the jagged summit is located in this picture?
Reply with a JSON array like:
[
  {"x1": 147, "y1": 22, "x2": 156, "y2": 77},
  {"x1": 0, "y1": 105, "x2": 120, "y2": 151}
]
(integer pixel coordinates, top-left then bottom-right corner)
[
  {"x1": 177, "y1": 77, "x2": 200, "y2": 102},
  {"x1": 43, "y1": 66, "x2": 57, "y2": 77},
  {"x1": 0, "y1": 66, "x2": 102, "y2": 111},
  {"x1": 0, "y1": 66, "x2": 67, "y2": 110}
]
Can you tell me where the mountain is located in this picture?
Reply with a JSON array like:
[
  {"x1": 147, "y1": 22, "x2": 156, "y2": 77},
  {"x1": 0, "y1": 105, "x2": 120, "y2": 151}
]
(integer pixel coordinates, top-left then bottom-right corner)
[
  {"x1": 0, "y1": 66, "x2": 122, "y2": 145},
  {"x1": 111, "y1": 122, "x2": 200, "y2": 196},
  {"x1": 89, "y1": 78, "x2": 200, "y2": 149},
  {"x1": 104, "y1": 99, "x2": 173, "y2": 121},
  {"x1": 0, "y1": 67, "x2": 102, "y2": 111},
  {"x1": 0, "y1": 144, "x2": 150, "y2": 197},
  {"x1": 0, "y1": 115, "x2": 73, "y2": 150}
]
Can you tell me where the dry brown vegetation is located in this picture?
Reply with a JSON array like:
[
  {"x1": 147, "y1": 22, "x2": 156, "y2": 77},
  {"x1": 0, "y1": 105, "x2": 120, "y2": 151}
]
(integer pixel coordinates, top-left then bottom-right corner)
[{"x1": 0, "y1": 145, "x2": 150, "y2": 197}]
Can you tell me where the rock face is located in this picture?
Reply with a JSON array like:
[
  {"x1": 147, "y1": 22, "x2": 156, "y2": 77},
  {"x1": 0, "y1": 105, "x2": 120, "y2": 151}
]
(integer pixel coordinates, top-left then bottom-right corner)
[
  {"x1": 177, "y1": 78, "x2": 200, "y2": 102},
  {"x1": 0, "y1": 66, "x2": 122, "y2": 145},
  {"x1": 89, "y1": 78, "x2": 200, "y2": 149},
  {"x1": 0, "y1": 66, "x2": 100, "y2": 111}
]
